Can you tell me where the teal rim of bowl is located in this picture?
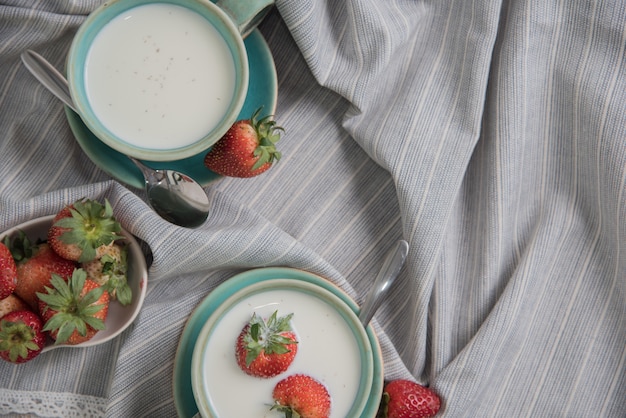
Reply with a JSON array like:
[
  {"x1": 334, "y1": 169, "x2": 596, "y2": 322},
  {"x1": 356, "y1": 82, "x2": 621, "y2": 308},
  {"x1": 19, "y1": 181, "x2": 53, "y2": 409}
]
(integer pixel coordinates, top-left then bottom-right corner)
[
  {"x1": 191, "y1": 278, "x2": 375, "y2": 418},
  {"x1": 172, "y1": 267, "x2": 384, "y2": 418},
  {"x1": 67, "y1": 0, "x2": 249, "y2": 161}
]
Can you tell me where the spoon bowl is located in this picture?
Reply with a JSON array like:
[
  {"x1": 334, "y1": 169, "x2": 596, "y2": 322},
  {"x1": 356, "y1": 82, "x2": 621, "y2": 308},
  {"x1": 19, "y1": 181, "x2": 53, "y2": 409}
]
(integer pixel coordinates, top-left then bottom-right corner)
[
  {"x1": 130, "y1": 157, "x2": 209, "y2": 228},
  {"x1": 359, "y1": 239, "x2": 409, "y2": 327},
  {"x1": 20, "y1": 49, "x2": 210, "y2": 228}
]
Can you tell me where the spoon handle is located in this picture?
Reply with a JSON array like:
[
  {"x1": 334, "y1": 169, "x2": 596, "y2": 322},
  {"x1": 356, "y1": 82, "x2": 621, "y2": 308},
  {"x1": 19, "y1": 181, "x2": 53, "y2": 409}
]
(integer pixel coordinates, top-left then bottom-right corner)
[
  {"x1": 20, "y1": 50, "x2": 77, "y2": 112},
  {"x1": 359, "y1": 239, "x2": 409, "y2": 327}
]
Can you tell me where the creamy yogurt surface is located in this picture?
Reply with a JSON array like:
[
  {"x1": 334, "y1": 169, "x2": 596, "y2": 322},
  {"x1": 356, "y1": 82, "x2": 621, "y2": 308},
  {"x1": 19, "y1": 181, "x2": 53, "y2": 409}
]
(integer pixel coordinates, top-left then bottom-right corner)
[
  {"x1": 85, "y1": 3, "x2": 236, "y2": 150},
  {"x1": 199, "y1": 288, "x2": 364, "y2": 417}
]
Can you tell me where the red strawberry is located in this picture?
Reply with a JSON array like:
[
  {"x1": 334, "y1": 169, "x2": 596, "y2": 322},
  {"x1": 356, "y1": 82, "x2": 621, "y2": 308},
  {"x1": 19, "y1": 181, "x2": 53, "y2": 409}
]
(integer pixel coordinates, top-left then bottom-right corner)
[
  {"x1": 271, "y1": 374, "x2": 331, "y2": 418},
  {"x1": 0, "y1": 310, "x2": 46, "y2": 363},
  {"x1": 37, "y1": 269, "x2": 109, "y2": 345},
  {"x1": 235, "y1": 310, "x2": 298, "y2": 378},
  {"x1": 9, "y1": 234, "x2": 77, "y2": 310},
  {"x1": 204, "y1": 107, "x2": 283, "y2": 178},
  {"x1": 48, "y1": 198, "x2": 122, "y2": 263},
  {"x1": 382, "y1": 379, "x2": 441, "y2": 418},
  {"x1": 0, "y1": 294, "x2": 30, "y2": 318},
  {"x1": 0, "y1": 242, "x2": 17, "y2": 299}
]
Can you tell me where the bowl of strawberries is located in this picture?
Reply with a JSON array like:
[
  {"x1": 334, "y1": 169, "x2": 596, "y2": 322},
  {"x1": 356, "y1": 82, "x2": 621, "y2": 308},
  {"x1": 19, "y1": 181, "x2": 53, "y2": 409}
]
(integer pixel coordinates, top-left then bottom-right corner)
[
  {"x1": 0, "y1": 198, "x2": 147, "y2": 363},
  {"x1": 189, "y1": 269, "x2": 383, "y2": 418}
]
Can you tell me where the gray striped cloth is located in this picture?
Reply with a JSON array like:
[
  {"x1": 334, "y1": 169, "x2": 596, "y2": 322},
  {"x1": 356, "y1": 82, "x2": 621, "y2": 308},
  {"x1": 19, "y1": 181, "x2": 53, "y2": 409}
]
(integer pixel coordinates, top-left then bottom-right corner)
[{"x1": 1, "y1": 0, "x2": 625, "y2": 417}]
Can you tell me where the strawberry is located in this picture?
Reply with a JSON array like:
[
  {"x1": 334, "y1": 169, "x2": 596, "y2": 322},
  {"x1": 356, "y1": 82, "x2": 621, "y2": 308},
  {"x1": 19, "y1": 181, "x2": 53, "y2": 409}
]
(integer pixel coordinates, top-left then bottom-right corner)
[
  {"x1": 0, "y1": 242, "x2": 17, "y2": 299},
  {"x1": 271, "y1": 374, "x2": 331, "y2": 418},
  {"x1": 81, "y1": 242, "x2": 132, "y2": 305},
  {"x1": 7, "y1": 232, "x2": 77, "y2": 310},
  {"x1": 0, "y1": 310, "x2": 46, "y2": 363},
  {"x1": 0, "y1": 294, "x2": 30, "y2": 318},
  {"x1": 235, "y1": 310, "x2": 298, "y2": 378},
  {"x1": 382, "y1": 379, "x2": 441, "y2": 418},
  {"x1": 48, "y1": 198, "x2": 122, "y2": 263},
  {"x1": 204, "y1": 107, "x2": 283, "y2": 178},
  {"x1": 37, "y1": 269, "x2": 109, "y2": 345}
]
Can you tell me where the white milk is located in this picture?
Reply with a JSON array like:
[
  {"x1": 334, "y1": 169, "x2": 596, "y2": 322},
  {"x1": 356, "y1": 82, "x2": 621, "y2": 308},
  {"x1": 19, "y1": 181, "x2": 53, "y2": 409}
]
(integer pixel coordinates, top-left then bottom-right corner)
[
  {"x1": 85, "y1": 3, "x2": 236, "y2": 150},
  {"x1": 199, "y1": 288, "x2": 364, "y2": 417}
]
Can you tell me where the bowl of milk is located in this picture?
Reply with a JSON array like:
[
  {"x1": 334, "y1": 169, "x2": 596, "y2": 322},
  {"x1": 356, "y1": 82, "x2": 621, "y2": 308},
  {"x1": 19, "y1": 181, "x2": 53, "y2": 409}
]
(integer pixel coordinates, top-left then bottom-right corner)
[
  {"x1": 190, "y1": 276, "x2": 382, "y2": 418},
  {"x1": 66, "y1": 0, "x2": 271, "y2": 161}
]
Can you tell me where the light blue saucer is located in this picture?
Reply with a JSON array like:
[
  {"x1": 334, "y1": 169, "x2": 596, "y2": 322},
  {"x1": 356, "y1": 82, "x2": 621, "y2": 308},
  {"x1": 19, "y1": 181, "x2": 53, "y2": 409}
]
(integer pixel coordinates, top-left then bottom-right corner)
[
  {"x1": 65, "y1": 29, "x2": 277, "y2": 189},
  {"x1": 173, "y1": 268, "x2": 384, "y2": 418}
]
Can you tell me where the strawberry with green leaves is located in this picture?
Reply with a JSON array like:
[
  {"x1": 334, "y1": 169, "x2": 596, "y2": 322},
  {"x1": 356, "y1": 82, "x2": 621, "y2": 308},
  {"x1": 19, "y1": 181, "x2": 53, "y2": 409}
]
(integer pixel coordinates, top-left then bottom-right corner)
[
  {"x1": 0, "y1": 242, "x2": 17, "y2": 299},
  {"x1": 48, "y1": 198, "x2": 122, "y2": 263},
  {"x1": 81, "y1": 242, "x2": 132, "y2": 306},
  {"x1": 235, "y1": 310, "x2": 298, "y2": 378},
  {"x1": 382, "y1": 379, "x2": 441, "y2": 418},
  {"x1": 7, "y1": 231, "x2": 77, "y2": 309},
  {"x1": 271, "y1": 374, "x2": 331, "y2": 418},
  {"x1": 204, "y1": 107, "x2": 283, "y2": 178},
  {"x1": 0, "y1": 310, "x2": 46, "y2": 364},
  {"x1": 37, "y1": 269, "x2": 109, "y2": 345}
]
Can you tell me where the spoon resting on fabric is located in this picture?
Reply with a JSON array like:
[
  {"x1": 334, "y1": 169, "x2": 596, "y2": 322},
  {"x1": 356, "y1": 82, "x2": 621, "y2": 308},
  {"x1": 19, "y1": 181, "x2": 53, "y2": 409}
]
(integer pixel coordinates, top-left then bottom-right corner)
[
  {"x1": 20, "y1": 49, "x2": 210, "y2": 228},
  {"x1": 359, "y1": 239, "x2": 409, "y2": 327}
]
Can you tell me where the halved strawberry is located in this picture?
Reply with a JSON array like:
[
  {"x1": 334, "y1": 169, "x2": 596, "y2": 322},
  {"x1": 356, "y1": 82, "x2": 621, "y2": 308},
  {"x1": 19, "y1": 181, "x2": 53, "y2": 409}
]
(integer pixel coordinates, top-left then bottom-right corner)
[
  {"x1": 382, "y1": 379, "x2": 441, "y2": 418},
  {"x1": 0, "y1": 310, "x2": 46, "y2": 363},
  {"x1": 37, "y1": 269, "x2": 109, "y2": 345},
  {"x1": 48, "y1": 198, "x2": 122, "y2": 263},
  {"x1": 203, "y1": 107, "x2": 283, "y2": 178},
  {"x1": 0, "y1": 242, "x2": 17, "y2": 299},
  {"x1": 7, "y1": 231, "x2": 77, "y2": 310},
  {"x1": 235, "y1": 310, "x2": 298, "y2": 378},
  {"x1": 271, "y1": 374, "x2": 331, "y2": 418}
]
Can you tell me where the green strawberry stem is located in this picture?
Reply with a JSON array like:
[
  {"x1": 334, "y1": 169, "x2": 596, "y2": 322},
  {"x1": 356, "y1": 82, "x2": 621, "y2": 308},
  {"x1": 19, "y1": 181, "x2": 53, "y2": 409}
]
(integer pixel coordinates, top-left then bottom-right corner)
[
  {"x1": 99, "y1": 251, "x2": 132, "y2": 306},
  {"x1": 3, "y1": 230, "x2": 35, "y2": 262},
  {"x1": 54, "y1": 198, "x2": 121, "y2": 262},
  {"x1": 245, "y1": 311, "x2": 296, "y2": 366},
  {"x1": 250, "y1": 107, "x2": 283, "y2": 171},
  {"x1": 37, "y1": 270, "x2": 105, "y2": 344},
  {"x1": 271, "y1": 403, "x2": 302, "y2": 418},
  {"x1": 0, "y1": 319, "x2": 40, "y2": 362}
]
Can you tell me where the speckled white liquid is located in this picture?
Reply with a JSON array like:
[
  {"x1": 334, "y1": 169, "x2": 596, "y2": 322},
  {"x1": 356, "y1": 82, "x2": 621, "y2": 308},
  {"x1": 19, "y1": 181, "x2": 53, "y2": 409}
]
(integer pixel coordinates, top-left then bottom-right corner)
[
  {"x1": 199, "y1": 288, "x2": 364, "y2": 417},
  {"x1": 85, "y1": 3, "x2": 236, "y2": 149}
]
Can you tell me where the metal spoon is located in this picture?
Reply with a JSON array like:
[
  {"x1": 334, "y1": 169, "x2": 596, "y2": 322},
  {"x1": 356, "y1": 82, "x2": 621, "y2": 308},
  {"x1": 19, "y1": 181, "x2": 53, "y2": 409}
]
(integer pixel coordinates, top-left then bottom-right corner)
[
  {"x1": 20, "y1": 49, "x2": 210, "y2": 228},
  {"x1": 359, "y1": 239, "x2": 409, "y2": 327}
]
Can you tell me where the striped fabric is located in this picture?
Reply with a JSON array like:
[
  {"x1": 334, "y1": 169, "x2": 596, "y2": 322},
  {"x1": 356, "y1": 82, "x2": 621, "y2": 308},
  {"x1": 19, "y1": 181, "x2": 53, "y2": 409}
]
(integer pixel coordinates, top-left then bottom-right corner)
[{"x1": 1, "y1": 0, "x2": 624, "y2": 416}]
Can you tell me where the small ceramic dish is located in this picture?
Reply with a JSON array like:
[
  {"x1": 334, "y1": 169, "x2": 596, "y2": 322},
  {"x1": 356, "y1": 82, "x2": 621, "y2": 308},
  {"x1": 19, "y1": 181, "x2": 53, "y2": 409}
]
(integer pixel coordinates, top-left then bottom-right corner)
[
  {"x1": 65, "y1": 28, "x2": 277, "y2": 188},
  {"x1": 173, "y1": 268, "x2": 383, "y2": 418},
  {"x1": 190, "y1": 276, "x2": 378, "y2": 418},
  {"x1": 0, "y1": 214, "x2": 148, "y2": 351}
]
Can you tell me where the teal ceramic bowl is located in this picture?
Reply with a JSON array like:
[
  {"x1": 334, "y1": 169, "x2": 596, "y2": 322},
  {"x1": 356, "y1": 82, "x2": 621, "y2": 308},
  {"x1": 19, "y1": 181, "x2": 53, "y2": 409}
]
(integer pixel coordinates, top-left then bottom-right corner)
[
  {"x1": 190, "y1": 275, "x2": 379, "y2": 418},
  {"x1": 66, "y1": 0, "x2": 249, "y2": 161},
  {"x1": 173, "y1": 268, "x2": 384, "y2": 418},
  {"x1": 65, "y1": 28, "x2": 277, "y2": 188}
]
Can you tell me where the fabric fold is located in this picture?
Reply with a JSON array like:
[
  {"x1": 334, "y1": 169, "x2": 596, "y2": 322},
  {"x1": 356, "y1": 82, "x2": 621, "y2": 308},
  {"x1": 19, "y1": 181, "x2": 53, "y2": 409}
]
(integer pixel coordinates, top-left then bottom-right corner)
[{"x1": 1, "y1": 0, "x2": 624, "y2": 416}]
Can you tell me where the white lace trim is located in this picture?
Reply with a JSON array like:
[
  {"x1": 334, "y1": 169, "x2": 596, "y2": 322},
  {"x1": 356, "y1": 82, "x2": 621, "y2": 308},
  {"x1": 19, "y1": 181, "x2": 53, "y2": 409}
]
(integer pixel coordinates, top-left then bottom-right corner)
[{"x1": 0, "y1": 389, "x2": 106, "y2": 417}]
